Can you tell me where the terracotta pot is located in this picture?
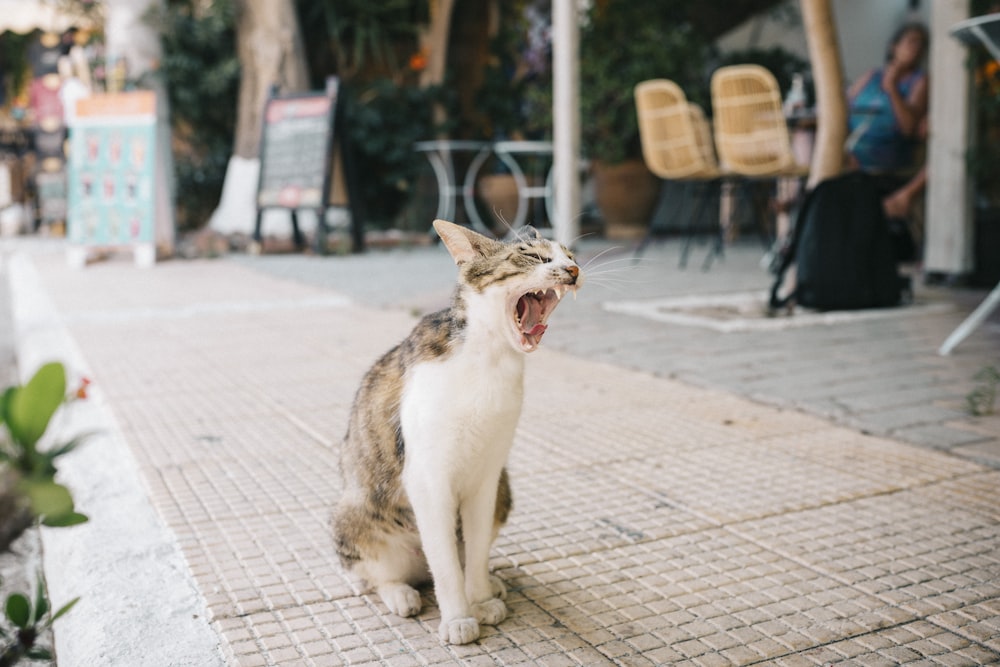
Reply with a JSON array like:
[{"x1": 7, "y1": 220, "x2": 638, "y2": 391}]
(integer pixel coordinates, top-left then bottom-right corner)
[
  {"x1": 477, "y1": 173, "x2": 520, "y2": 233},
  {"x1": 591, "y1": 159, "x2": 659, "y2": 240}
]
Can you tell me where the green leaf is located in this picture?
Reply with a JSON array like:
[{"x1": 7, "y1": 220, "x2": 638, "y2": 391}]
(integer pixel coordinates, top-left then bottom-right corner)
[
  {"x1": 26, "y1": 646, "x2": 53, "y2": 660},
  {"x1": 18, "y1": 480, "x2": 74, "y2": 520},
  {"x1": 50, "y1": 597, "x2": 79, "y2": 623},
  {"x1": 41, "y1": 512, "x2": 88, "y2": 528},
  {"x1": 6, "y1": 363, "x2": 67, "y2": 449},
  {"x1": 0, "y1": 386, "x2": 14, "y2": 426},
  {"x1": 33, "y1": 577, "x2": 48, "y2": 622},
  {"x1": 42, "y1": 432, "x2": 95, "y2": 461},
  {"x1": 5, "y1": 593, "x2": 30, "y2": 629}
]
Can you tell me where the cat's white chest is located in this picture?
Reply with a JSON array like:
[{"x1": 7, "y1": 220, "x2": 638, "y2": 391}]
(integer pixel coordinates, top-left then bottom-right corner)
[{"x1": 400, "y1": 346, "x2": 524, "y2": 477}]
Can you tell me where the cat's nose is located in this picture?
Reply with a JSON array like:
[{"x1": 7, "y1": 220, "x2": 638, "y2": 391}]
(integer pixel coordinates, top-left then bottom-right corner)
[{"x1": 565, "y1": 265, "x2": 579, "y2": 281}]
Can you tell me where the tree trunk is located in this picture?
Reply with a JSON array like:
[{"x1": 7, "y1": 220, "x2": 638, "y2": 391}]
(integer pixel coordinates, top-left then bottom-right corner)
[
  {"x1": 418, "y1": 0, "x2": 455, "y2": 133},
  {"x1": 233, "y1": 0, "x2": 310, "y2": 158},
  {"x1": 418, "y1": 0, "x2": 456, "y2": 89},
  {"x1": 210, "y1": 0, "x2": 310, "y2": 236},
  {"x1": 801, "y1": 0, "x2": 846, "y2": 189}
]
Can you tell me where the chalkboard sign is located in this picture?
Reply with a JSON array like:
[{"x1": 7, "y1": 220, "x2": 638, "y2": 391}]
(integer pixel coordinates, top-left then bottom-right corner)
[
  {"x1": 256, "y1": 92, "x2": 335, "y2": 210},
  {"x1": 254, "y1": 78, "x2": 366, "y2": 253}
]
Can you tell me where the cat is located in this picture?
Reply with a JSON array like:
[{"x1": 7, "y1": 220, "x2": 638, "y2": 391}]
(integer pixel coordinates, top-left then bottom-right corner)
[{"x1": 332, "y1": 219, "x2": 582, "y2": 645}]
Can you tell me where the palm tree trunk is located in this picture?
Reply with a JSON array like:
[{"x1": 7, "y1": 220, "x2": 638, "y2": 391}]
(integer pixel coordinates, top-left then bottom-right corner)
[
  {"x1": 233, "y1": 0, "x2": 310, "y2": 158},
  {"x1": 801, "y1": 0, "x2": 846, "y2": 189}
]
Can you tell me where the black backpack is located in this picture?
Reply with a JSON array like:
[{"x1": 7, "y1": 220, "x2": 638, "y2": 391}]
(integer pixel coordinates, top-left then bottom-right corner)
[{"x1": 770, "y1": 171, "x2": 907, "y2": 311}]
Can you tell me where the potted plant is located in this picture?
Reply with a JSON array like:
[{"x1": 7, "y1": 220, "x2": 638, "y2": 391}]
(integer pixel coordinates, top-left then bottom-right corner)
[
  {"x1": 471, "y1": 2, "x2": 551, "y2": 233},
  {"x1": 969, "y1": 1, "x2": 1000, "y2": 287},
  {"x1": 578, "y1": 0, "x2": 712, "y2": 238}
]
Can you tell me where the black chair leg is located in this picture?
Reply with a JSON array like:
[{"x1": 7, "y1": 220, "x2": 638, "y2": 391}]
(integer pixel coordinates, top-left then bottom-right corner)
[{"x1": 633, "y1": 180, "x2": 672, "y2": 263}]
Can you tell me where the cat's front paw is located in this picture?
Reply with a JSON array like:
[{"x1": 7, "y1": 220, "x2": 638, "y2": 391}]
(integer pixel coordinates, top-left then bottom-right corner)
[
  {"x1": 378, "y1": 583, "x2": 422, "y2": 617},
  {"x1": 473, "y1": 597, "x2": 507, "y2": 625},
  {"x1": 439, "y1": 617, "x2": 480, "y2": 645},
  {"x1": 489, "y1": 574, "x2": 507, "y2": 600}
]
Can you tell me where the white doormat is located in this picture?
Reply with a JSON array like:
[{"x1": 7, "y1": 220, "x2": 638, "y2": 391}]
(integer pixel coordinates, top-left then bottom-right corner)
[{"x1": 603, "y1": 291, "x2": 953, "y2": 333}]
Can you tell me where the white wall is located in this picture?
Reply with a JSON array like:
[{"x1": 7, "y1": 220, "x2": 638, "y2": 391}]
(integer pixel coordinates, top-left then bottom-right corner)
[
  {"x1": 717, "y1": 0, "x2": 933, "y2": 87},
  {"x1": 832, "y1": 0, "x2": 931, "y2": 84}
]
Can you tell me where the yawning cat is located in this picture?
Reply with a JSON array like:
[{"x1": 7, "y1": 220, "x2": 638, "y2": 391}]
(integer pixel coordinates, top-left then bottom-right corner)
[{"x1": 332, "y1": 219, "x2": 582, "y2": 644}]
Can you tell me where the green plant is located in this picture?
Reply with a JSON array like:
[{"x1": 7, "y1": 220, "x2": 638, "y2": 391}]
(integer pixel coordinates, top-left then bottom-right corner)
[
  {"x1": 155, "y1": 0, "x2": 239, "y2": 230},
  {"x1": 582, "y1": 1, "x2": 713, "y2": 163},
  {"x1": 966, "y1": 365, "x2": 999, "y2": 416},
  {"x1": 1, "y1": 573, "x2": 79, "y2": 666},
  {"x1": 341, "y1": 79, "x2": 451, "y2": 228},
  {"x1": 471, "y1": 2, "x2": 550, "y2": 141},
  {"x1": 0, "y1": 362, "x2": 89, "y2": 529},
  {"x1": 525, "y1": 0, "x2": 713, "y2": 164},
  {"x1": 296, "y1": 0, "x2": 446, "y2": 229},
  {"x1": 297, "y1": 0, "x2": 428, "y2": 81},
  {"x1": 970, "y1": 1, "x2": 1000, "y2": 207}
]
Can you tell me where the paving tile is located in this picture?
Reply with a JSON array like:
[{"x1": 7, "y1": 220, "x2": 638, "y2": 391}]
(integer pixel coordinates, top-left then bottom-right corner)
[
  {"x1": 910, "y1": 471, "x2": 1000, "y2": 521},
  {"x1": 844, "y1": 404, "x2": 972, "y2": 435},
  {"x1": 25, "y1": 247, "x2": 1000, "y2": 665},
  {"x1": 607, "y1": 440, "x2": 898, "y2": 525},
  {"x1": 928, "y1": 598, "x2": 1000, "y2": 652},
  {"x1": 760, "y1": 428, "x2": 985, "y2": 488},
  {"x1": 494, "y1": 465, "x2": 713, "y2": 567},
  {"x1": 732, "y1": 489, "x2": 1000, "y2": 617},
  {"x1": 784, "y1": 619, "x2": 1000, "y2": 665},
  {"x1": 511, "y1": 532, "x2": 918, "y2": 664}
]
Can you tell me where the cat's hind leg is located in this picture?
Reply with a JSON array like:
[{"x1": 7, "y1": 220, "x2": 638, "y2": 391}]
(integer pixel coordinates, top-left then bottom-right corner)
[
  {"x1": 333, "y1": 503, "x2": 429, "y2": 618},
  {"x1": 358, "y1": 531, "x2": 429, "y2": 618}
]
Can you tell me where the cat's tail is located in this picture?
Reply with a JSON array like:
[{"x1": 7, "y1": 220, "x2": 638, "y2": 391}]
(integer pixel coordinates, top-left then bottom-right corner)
[{"x1": 330, "y1": 502, "x2": 367, "y2": 571}]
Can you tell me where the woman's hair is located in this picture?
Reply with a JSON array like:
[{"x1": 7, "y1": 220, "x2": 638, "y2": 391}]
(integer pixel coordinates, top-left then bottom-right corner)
[{"x1": 886, "y1": 21, "x2": 929, "y2": 63}]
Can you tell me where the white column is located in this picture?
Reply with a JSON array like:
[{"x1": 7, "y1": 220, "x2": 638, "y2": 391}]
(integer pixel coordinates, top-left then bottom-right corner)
[
  {"x1": 552, "y1": 0, "x2": 580, "y2": 247},
  {"x1": 925, "y1": 0, "x2": 973, "y2": 275}
]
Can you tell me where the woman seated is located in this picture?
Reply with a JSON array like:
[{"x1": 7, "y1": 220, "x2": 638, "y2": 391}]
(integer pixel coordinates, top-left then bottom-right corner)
[{"x1": 847, "y1": 21, "x2": 929, "y2": 260}]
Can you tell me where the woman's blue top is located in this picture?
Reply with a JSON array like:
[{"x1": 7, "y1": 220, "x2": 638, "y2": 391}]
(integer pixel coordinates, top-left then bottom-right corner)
[{"x1": 848, "y1": 67, "x2": 925, "y2": 172}]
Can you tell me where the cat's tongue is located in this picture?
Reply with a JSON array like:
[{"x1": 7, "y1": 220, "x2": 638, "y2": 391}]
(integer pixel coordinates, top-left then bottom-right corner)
[{"x1": 518, "y1": 294, "x2": 548, "y2": 338}]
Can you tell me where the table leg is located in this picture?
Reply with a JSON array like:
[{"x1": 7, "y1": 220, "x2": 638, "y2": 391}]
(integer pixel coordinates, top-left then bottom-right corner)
[
  {"x1": 462, "y1": 145, "x2": 493, "y2": 235},
  {"x1": 423, "y1": 150, "x2": 455, "y2": 222},
  {"x1": 939, "y1": 281, "x2": 1000, "y2": 355}
]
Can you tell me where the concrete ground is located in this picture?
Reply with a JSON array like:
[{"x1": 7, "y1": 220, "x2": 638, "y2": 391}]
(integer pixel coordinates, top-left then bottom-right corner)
[{"x1": 3, "y1": 236, "x2": 999, "y2": 666}]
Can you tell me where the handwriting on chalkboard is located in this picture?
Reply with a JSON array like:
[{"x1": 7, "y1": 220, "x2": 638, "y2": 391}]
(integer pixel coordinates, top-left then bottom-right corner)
[{"x1": 257, "y1": 93, "x2": 336, "y2": 209}]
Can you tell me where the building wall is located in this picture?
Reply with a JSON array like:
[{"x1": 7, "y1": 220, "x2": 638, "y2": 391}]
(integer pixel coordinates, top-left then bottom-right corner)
[{"x1": 718, "y1": 0, "x2": 932, "y2": 86}]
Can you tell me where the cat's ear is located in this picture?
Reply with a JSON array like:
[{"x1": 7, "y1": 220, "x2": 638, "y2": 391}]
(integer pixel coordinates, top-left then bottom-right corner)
[{"x1": 433, "y1": 219, "x2": 494, "y2": 265}]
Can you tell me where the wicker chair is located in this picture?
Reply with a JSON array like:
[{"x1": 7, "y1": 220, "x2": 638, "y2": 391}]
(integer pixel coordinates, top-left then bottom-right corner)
[
  {"x1": 710, "y1": 65, "x2": 807, "y2": 177},
  {"x1": 634, "y1": 79, "x2": 728, "y2": 268},
  {"x1": 710, "y1": 65, "x2": 809, "y2": 261}
]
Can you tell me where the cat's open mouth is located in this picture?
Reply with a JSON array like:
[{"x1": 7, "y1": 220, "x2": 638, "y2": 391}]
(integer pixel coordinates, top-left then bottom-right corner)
[{"x1": 512, "y1": 286, "x2": 575, "y2": 352}]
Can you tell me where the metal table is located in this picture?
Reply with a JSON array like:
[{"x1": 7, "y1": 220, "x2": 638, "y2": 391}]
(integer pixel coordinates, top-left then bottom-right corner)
[
  {"x1": 414, "y1": 140, "x2": 492, "y2": 235},
  {"x1": 492, "y1": 140, "x2": 555, "y2": 235}
]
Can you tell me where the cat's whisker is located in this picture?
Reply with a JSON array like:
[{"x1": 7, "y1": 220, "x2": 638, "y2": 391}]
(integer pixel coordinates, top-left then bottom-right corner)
[
  {"x1": 579, "y1": 245, "x2": 626, "y2": 271},
  {"x1": 583, "y1": 255, "x2": 657, "y2": 271}
]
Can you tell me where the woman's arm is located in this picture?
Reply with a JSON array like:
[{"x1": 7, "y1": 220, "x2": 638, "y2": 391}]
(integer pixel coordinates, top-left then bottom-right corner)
[
  {"x1": 882, "y1": 67, "x2": 928, "y2": 136},
  {"x1": 847, "y1": 69, "x2": 875, "y2": 103}
]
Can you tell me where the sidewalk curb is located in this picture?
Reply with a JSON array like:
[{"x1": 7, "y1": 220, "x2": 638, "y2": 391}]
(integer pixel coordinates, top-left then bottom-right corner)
[{"x1": 7, "y1": 251, "x2": 225, "y2": 667}]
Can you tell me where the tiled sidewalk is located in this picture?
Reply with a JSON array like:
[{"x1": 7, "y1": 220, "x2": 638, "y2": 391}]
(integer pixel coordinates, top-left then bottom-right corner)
[{"x1": 10, "y1": 248, "x2": 1000, "y2": 666}]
